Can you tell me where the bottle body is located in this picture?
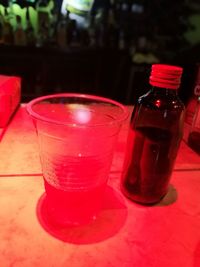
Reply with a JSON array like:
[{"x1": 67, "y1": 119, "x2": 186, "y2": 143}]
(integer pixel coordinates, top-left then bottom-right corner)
[{"x1": 121, "y1": 87, "x2": 185, "y2": 204}]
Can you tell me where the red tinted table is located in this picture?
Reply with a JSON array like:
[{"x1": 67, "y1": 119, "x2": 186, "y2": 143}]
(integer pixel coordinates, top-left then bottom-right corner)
[{"x1": 0, "y1": 106, "x2": 200, "y2": 267}]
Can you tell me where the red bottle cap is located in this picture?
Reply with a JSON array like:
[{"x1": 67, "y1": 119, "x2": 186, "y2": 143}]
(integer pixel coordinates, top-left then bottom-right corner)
[{"x1": 149, "y1": 64, "x2": 183, "y2": 89}]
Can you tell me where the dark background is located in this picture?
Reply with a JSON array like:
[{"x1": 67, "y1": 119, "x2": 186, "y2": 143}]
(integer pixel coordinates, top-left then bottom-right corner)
[{"x1": 0, "y1": 0, "x2": 200, "y2": 104}]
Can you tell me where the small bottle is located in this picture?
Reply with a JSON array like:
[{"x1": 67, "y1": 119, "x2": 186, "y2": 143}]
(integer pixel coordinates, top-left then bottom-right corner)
[
  {"x1": 56, "y1": 15, "x2": 67, "y2": 48},
  {"x1": 2, "y1": 8, "x2": 13, "y2": 45},
  {"x1": 25, "y1": 8, "x2": 35, "y2": 46},
  {"x1": 14, "y1": 15, "x2": 26, "y2": 46},
  {"x1": 121, "y1": 64, "x2": 185, "y2": 204}
]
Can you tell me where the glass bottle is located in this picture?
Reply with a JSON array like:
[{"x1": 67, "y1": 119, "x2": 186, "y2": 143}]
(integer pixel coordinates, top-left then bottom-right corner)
[
  {"x1": 2, "y1": 8, "x2": 13, "y2": 45},
  {"x1": 56, "y1": 14, "x2": 67, "y2": 48},
  {"x1": 14, "y1": 14, "x2": 26, "y2": 46},
  {"x1": 121, "y1": 64, "x2": 185, "y2": 204},
  {"x1": 25, "y1": 8, "x2": 35, "y2": 46}
]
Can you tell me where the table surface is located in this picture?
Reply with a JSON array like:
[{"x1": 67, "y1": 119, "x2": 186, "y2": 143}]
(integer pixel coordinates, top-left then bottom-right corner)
[{"x1": 0, "y1": 106, "x2": 200, "y2": 267}]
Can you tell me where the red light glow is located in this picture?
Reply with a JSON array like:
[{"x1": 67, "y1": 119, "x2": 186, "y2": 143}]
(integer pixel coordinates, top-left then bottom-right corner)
[
  {"x1": 74, "y1": 108, "x2": 92, "y2": 124},
  {"x1": 155, "y1": 100, "x2": 161, "y2": 108}
]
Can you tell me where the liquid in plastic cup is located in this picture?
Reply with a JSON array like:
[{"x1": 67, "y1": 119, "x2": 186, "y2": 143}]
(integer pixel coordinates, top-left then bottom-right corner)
[{"x1": 27, "y1": 93, "x2": 128, "y2": 226}]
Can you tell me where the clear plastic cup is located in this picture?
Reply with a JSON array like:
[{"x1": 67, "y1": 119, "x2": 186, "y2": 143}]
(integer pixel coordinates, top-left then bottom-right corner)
[{"x1": 27, "y1": 93, "x2": 128, "y2": 225}]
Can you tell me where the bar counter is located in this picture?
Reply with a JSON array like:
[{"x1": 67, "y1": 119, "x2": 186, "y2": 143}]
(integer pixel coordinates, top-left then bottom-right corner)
[{"x1": 0, "y1": 105, "x2": 200, "y2": 267}]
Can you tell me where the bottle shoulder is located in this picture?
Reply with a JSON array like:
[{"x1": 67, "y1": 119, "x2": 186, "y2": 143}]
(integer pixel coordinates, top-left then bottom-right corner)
[{"x1": 137, "y1": 89, "x2": 185, "y2": 111}]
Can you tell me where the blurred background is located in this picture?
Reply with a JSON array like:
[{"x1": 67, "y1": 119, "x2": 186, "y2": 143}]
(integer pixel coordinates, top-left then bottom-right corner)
[{"x1": 0, "y1": 0, "x2": 200, "y2": 104}]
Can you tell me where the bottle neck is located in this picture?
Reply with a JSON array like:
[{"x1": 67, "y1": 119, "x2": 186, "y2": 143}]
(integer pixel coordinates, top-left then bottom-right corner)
[{"x1": 151, "y1": 86, "x2": 179, "y2": 96}]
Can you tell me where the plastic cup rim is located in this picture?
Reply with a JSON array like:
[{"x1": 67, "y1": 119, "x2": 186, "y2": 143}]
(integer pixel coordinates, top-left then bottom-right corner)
[{"x1": 26, "y1": 93, "x2": 129, "y2": 127}]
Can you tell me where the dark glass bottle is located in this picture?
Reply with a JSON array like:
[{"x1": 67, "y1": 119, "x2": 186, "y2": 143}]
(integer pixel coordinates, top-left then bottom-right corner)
[{"x1": 121, "y1": 64, "x2": 185, "y2": 204}]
